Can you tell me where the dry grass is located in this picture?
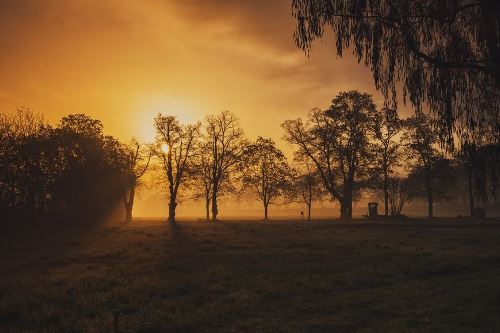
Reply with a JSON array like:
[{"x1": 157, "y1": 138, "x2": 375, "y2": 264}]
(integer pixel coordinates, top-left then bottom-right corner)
[{"x1": 1, "y1": 219, "x2": 500, "y2": 332}]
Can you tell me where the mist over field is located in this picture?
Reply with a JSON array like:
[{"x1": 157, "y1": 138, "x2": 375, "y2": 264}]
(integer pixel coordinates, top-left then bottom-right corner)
[{"x1": 1, "y1": 0, "x2": 499, "y2": 332}]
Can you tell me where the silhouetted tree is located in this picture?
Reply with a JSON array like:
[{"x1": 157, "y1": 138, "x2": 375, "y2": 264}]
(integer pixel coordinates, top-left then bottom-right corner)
[
  {"x1": 0, "y1": 107, "x2": 47, "y2": 215},
  {"x1": 282, "y1": 91, "x2": 379, "y2": 220},
  {"x1": 0, "y1": 109, "x2": 130, "y2": 222},
  {"x1": 292, "y1": 0, "x2": 500, "y2": 141},
  {"x1": 241, "y1": 137, "x2": 292, "y2": 220},
  {"x1": 459, "y1": 140, "x2": 499, "y2": 216},
  {"x1": 373, "y1": 107, "x2": 403, "y2": 215},
  {"x1": 153, "y1": 114, "x2": 200, "y2": 224},
  {"x1": 0, "y1": 114, "x2": 10, "y2": 214},
  {"x1": 402, "y1": 113, "x2": 454, "y2": 217},
  {"x1": 406, "y1": 157, "x2": 457, "y2": 216},
  {"x1": 189, "y1": 140, "x2": 214, "y2": 220},
  {"x1": 289, "y1": 162, "x2": 326, "y2": 221},
  {"x1": 189, "y1": 140, "x2": 239, "y2": 221},
  {"x1": 56, "y1": 114, "x2": 129, "y2": 219},
  {"x1": 204, "y1": 111, "x2": 247, "y2": 221},
  {"x1": 121, "y1": 139, "x2": 151, "y2": 223},
  {"x1": 387, "y1": 176, "x2": 414, "y2": 216},
  {"x1": 59, "y1": 113, "x2": 103, "y2": 137}
]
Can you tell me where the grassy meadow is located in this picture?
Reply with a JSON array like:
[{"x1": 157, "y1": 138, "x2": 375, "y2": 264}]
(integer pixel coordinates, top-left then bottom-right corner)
[{"x1": 1, "y1": 219, "x2": 500, "y2": 332}]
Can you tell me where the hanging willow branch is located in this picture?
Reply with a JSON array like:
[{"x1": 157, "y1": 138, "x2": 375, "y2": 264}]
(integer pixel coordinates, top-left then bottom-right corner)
[{"x1": 292, "y1": 0, "x2": 500, "y2": 144}]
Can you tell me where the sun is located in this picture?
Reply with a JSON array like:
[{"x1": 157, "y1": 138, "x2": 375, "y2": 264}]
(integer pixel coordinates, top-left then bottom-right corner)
[
  {"x1": 135, "y1": 95, "x2": 201, "y2": 143},
  {"x1": 161, "y1": 143, "x2": 170, "y2": 154}
]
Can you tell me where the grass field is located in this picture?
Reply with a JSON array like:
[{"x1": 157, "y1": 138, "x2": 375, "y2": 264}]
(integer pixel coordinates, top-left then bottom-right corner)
[{"x1": 1, "y1": 219, "x2": 500, "y2": 332}]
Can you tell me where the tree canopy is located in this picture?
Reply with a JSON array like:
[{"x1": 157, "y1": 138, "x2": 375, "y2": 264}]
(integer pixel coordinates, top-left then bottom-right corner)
[
  {"x1": 282, "y1": 90, "x2": 379, "y2": 219},
  {"x1": 0, "y1": 109, "x2": 129, "y2": 222},
  {"x1": 153, "y1": 114, "x2": 200, "y2": 223},
  {"x1": 204, "y1": 111, "x2": 247, "y2": 221},
  {"x1": 292, "y1": 0, "x2": 500, "y2": 142},
  {"x1": 242, "y1": 137, "x2": 292, "y2": 220}
]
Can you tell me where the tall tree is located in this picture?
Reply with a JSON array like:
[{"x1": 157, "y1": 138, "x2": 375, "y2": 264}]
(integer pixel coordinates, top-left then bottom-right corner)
[
  {"x1": 459, "y1": 140, "x2": 499, "y2": 216},
  {"x1": 282, "y1": 91, "x2": 378, "y2": 219},
  {"x1": 406, "y1": 157, "x2": 457, "y2": 216},
  {"x1": 373, "y1": 107, "x2": 403, "y2": 216},
  {"x1": 204, "y1": 111, "x2": 247, "y2": 221},
  {"x1": 291, "y1": 0, "x2": 500, "y2": 141},
  {"x1": 0, "y1": 107, "x2": 46, "y2": 215},
  {"x1": 189, "y1": 140, "x2": 215, "y2": 220},
  {"x1": 290, "y1": 162, "x2": 326, "y2": 221},
  {"x1": 402, "y1": 112, "x2": 449, "y2": 217},
  {"x1": 56, "y1": 114, "x2": 108, "y2": 215},
  {"x1": 121, "y1": 139, "x2": 151, "y2": 223},
  {"x1": 241, "y1": 137, "x2": 292, "y2": 220},
  {"x1": 153, "y1": 114, "x2": 200, "y2": 224},
  {"x1": 57, "y1": 115, "x2": 129, "y2": 219}
]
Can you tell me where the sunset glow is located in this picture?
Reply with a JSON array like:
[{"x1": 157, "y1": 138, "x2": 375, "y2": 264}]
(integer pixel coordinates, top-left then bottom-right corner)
[
  {"x1": 2, "y1": 2, "x2": 499, "y2": 331},
  {"x1": 136, "y1": 96, "x2": 201, "y2": 142},
  {"x1": 0, "y1": 0, "x2": 389, "y2": 146}
]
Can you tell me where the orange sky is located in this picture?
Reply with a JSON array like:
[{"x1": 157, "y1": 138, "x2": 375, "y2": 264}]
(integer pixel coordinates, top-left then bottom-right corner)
[
  {"x1": 0, "y1": 0, "x2": 398, "y2": 142},
  {"x1": 0, "y1": 0, "x2": 413, "y2": 217}
]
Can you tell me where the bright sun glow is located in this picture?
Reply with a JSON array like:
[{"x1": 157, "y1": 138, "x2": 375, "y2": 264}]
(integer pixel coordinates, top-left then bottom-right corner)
[
  {"x1": 161, "y1": 143, "x2": 170, "y2": 154},
  {"x1": 135, "y1": 95, "x2": 202, "y2": 143}
]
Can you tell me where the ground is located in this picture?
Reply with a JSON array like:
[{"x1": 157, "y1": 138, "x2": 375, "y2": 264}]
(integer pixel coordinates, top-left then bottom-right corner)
[{"x1": 1, "y1": 219, "x2": 500, "y2": 333}]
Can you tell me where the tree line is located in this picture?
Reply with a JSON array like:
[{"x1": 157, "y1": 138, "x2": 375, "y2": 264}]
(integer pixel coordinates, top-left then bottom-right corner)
[
  {"x1": 1, "y1": 91, "x2": 498, "y2": 224},
  {"x1": 0, "y1": 108, "x2": 138, "y2": 222}
]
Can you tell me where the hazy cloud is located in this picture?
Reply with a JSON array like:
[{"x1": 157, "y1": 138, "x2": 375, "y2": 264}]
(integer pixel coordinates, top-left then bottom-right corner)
[{"x1": 0, "y1": 0, "x2": 384, "y2": 139}]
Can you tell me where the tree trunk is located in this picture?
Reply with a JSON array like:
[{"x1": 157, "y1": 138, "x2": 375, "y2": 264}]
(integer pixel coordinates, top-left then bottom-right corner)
[
  {"x1": 264, "y1": 203, "x2": 268, "y2": 220},
  {"x1": 124, "y1": 188, "x2": 135, "y2": 223},
  {"x1": 384, "y1": 168, "x2": 389, "y2": 216},
  {"x1": 427, "y1": 190, "x2": 434, "y2": 218},
  {"x1": 211, "y1": 186, "x2": 218, "y2": 221},
  {"x1": 347, "y1": 196, "x2": 353, "y2": 220},
  {"x1": 308, "y1": 180, "x2": 312, "y2": 221},
  {"x1": 425, "y1": 175, "x2": 434, "y2": 218},
  {"x1": 205, "y1": 197, "x2": 210, "y2": 221},
  {"x1": 339, "y1": 199, "x2": 347, "y2": 220},
  {"x1": 341, "y1": 182, "x2": 353, "y2": 220},
  {"x1": 168, "y1": 196, "x2": 177, "y2": 224},
  {"x1": 467, "y1": 172, "x2": 475, "y2": 217},
  {"x1": 125, "y1": 205, "x2": 132, "y2": 223}
]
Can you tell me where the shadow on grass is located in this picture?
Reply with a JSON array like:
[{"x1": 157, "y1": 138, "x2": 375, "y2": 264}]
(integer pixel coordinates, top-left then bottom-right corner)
[{"x1": 1, "y1": 220, "x2": 500, "y2": 332}]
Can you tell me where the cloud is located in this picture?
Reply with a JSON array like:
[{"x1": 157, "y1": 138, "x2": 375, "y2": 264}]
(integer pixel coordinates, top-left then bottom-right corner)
[
  {"x1": 172, "y1": 0, "x2": 297, "y2": 51},
  {"x1": 0, "y1": 0, "x2": 384, "y2": 136}
]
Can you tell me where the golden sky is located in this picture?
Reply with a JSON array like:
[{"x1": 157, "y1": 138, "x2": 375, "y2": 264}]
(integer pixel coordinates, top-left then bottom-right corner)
[
  {"x1": 0, "y1": 0, "x2": 394, "y2": 145},
  {"x1": 1, "y1": 0, "x2": 413, "y2": 217}
]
